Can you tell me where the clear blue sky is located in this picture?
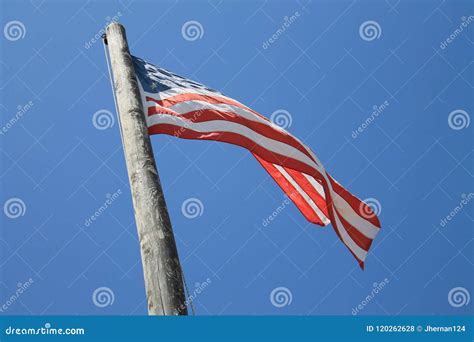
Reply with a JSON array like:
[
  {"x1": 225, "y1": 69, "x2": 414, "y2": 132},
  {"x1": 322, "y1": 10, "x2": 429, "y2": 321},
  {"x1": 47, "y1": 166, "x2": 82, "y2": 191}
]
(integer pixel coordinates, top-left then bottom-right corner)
[{"x1": 0, "y1": 0, "x2": 472, "y2": 316}]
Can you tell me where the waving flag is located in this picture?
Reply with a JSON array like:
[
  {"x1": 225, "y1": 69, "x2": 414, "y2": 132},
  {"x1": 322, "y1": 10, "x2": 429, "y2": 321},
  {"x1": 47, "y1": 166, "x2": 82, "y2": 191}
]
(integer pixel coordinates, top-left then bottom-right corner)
[{"x1": 132, "y1": 56, "x2": 381, "y2": 268}]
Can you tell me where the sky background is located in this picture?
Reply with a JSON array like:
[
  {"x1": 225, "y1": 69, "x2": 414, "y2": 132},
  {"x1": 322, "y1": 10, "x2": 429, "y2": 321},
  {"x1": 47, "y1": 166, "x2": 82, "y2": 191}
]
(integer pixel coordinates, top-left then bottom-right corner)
[{"x1": 0, "y1": 0, "x2": 473, "y2": 316}]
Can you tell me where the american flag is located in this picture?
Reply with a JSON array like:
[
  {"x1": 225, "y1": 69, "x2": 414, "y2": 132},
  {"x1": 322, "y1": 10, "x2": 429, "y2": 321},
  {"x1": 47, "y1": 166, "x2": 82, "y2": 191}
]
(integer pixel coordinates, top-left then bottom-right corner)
[{"x1": 132, "y1": 56, "x2": 381, "y2": 268}]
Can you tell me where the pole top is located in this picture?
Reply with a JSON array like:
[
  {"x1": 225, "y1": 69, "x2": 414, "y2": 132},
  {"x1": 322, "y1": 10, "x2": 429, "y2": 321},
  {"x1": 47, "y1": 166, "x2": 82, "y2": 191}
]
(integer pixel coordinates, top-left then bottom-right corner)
[
  {"x1": 106, "y1": 21, "x2": 125, "y2": 33},
  {"x1": 103, "y1": 22, "x2": 126, "y2": 46}
]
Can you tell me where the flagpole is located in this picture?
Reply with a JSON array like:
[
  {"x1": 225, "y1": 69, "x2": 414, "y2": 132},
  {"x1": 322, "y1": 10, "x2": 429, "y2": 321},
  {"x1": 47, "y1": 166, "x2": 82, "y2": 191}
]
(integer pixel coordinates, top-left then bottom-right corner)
[{"x1": 104, "y1": 22, "x2": 187, "y2": 315}]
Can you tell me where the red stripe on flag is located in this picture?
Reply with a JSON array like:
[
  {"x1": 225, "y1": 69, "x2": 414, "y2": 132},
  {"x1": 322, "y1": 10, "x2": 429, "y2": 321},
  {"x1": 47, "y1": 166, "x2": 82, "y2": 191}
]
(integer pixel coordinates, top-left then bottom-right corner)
[
  {"x1": 147, "y1": 94, "x2": 259, "y2": 116},
  {"x1": 148, "y1": 107, "x2": 317, "y2": 165},
  {"x1": 336, "y1": 211, "x2": 374, "y2": 251},
  {"x1": 148, "y1": 123, "x2": 320, "y2": 177},
  {"x1": 284, "y1": 168, "x2": 329, "y2": 219},
  {"x1": 328, "y1": 175, "x2": 381, "y2": 229},
  {"x1": 148, "y1": 122, "x2": 369, "y2": 268},
  {"x1": 254, "y1": 154, "x2": 326, "y2": 226}
]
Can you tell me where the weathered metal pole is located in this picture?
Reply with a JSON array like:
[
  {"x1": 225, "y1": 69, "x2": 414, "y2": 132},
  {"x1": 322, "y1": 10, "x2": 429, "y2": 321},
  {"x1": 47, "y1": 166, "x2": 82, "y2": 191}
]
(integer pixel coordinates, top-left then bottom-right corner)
[{"x1": 104, "y1": 22, "x2": 187, "y2": 315}]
